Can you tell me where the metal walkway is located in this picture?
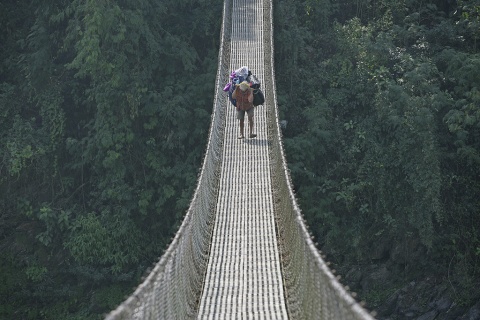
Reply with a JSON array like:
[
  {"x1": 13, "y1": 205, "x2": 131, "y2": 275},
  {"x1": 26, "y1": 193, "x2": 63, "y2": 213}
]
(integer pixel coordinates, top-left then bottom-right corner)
[{"x1": 197, "y1": 0, "x2": 288, "y2": 317}]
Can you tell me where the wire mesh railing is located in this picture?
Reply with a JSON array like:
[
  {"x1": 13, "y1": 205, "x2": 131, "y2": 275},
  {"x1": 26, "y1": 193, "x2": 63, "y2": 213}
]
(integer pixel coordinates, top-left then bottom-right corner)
[
  {"x1": 104, "y1": 0, "x2": 231, "y2": 318},
  {"x1": 264, "y1": 1, "x2": 374, "y2": 319}
]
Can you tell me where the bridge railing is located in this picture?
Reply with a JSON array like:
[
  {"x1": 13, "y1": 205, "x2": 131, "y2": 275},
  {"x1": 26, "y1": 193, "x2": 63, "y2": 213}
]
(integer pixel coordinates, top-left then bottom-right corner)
[
  {"x1": 105, "y1": 0, "x2": 232, "y2": 318},
  {"x1": 264, "y1": 1, "x2": 375, "y2": 319},
  {"x1": 106, "y1": 0, "x2": 376, "y2": 318}
]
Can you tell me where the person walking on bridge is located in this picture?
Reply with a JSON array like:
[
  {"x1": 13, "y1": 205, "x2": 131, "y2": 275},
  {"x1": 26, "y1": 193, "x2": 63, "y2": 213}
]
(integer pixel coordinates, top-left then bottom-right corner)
[{"x1": 232, "y1": 81, "x2": 257, "y2": 139}]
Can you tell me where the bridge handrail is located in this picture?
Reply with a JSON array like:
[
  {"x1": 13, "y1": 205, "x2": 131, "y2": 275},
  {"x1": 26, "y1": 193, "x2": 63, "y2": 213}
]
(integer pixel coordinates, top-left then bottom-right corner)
[
  {"x1": 264, "y1": 1, "x2": 374, "y2": 319},
  {"x1": 105, "y1": 0, "x2": 232, "y2": 318},
  {"x1": 106, "y1": 0, "x2": 376, "y2": 318}
]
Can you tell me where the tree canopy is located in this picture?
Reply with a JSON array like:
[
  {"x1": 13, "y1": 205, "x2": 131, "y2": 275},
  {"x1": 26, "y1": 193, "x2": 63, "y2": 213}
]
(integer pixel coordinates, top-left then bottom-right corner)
[
  {"x1": 0, "y1": 0, "x2": 222, "y2": 318},
  {"x1": 274, "y1": 0, "x2": 480, "y2": 315}
]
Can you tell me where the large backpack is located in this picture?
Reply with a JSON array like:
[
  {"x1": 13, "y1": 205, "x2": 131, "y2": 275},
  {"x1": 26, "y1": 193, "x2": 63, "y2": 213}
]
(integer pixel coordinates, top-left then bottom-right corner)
[
  {"x1": 247, "y1": 73, "x2": 264, "y2": 106},
  {"x1": 225, "y1": 68, "x2": 265, "y2": 107},
  {"x1": 253, "y1": 89, "x2": 265, "y2": 106},
  {"x1": 247, "y1": 74, "x2": 261, "y2": 89}
]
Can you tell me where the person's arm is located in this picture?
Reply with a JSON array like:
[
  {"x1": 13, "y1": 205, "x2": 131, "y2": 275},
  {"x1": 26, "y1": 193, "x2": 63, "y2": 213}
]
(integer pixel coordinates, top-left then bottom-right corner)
[{"x1": 248, "y1": 89, "x2": 253, "y2": 103}]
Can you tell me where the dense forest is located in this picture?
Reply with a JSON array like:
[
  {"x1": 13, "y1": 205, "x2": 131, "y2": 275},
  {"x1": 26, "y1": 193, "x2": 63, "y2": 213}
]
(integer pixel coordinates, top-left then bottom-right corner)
[
  {"x1": 274, "y1": 0, "x2": 480, "y2": 318},
  {"x1": 1, "y1": 0, "x2": 479, "y2": 319},
  {"x1": 0, "y1": 0, "x2": 223, "y2": 318}
]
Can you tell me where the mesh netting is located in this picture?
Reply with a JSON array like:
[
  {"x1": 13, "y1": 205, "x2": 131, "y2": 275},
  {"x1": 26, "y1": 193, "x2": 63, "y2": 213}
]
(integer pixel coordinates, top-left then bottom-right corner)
[
  {"x1": 105, "y1": 1, "x2": 231, "y2": 318},
  {"x1": 264, "y1": 1, "x2": 374, "y2": 318}
]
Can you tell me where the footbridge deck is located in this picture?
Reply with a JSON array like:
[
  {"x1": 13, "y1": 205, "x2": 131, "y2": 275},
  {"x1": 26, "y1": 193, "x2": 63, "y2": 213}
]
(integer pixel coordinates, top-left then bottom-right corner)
[
  {"x1": 106, "y1": 0, "x2": 375, "y2": 319},
  {"x1": 197, "y1": 0, "x2": 287, "y2": 317}
]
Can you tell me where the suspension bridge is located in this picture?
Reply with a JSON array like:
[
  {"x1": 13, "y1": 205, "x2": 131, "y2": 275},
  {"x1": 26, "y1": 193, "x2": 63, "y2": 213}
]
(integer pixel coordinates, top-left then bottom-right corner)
[{"x1": 106, "y1": 0, "x2": 376, "y2": 318}]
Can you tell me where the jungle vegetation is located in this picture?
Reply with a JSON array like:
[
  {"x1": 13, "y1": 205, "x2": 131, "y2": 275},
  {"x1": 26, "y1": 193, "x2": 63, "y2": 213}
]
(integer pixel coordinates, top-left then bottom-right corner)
[
  {"x1": 0, "y1": 0, "x2": 222, "y2": 318},
  {"x1": 1, "y1": 0, "x2": 479, "y2": 318},
  {"x1": 274, "y1": 0, "x2": 480, "y2": 315}
]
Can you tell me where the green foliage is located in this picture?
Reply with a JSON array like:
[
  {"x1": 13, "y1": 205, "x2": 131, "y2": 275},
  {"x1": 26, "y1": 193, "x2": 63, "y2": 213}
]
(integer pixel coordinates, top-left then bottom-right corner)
[
  {"x1": 275, "y1": 0, "x2": 480, "y2": 308},
  {"x1": 65, "y1": 212, "x2": 144, "y2": 273},
  {"x1": 456, "y1": 0, "x2": 480, "y2": 52},
  {"x1": 1, "y1": 0, "x2": 222, "y2": 317}
]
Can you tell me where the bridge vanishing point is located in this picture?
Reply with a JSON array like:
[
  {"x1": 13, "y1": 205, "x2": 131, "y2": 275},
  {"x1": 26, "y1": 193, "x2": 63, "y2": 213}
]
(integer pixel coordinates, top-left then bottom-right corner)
[{"x1": 106, "y1": 0, "x2": 376, "y2": 319}]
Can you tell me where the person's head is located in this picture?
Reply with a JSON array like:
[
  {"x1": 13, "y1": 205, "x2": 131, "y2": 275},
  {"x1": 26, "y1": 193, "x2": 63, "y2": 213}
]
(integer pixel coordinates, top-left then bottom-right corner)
[{"x1": 239, "y1": 81, "x2": 250, "y2": 92}]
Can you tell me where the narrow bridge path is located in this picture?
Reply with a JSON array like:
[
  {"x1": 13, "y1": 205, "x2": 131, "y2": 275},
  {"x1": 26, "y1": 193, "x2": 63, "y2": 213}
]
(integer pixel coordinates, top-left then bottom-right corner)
[
  {"x1": 105, "y1": 0, "x2": 377, "y2": 318},
  {"x1": 197, "y1": 0, "x2": 288, "y2": 318}
]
